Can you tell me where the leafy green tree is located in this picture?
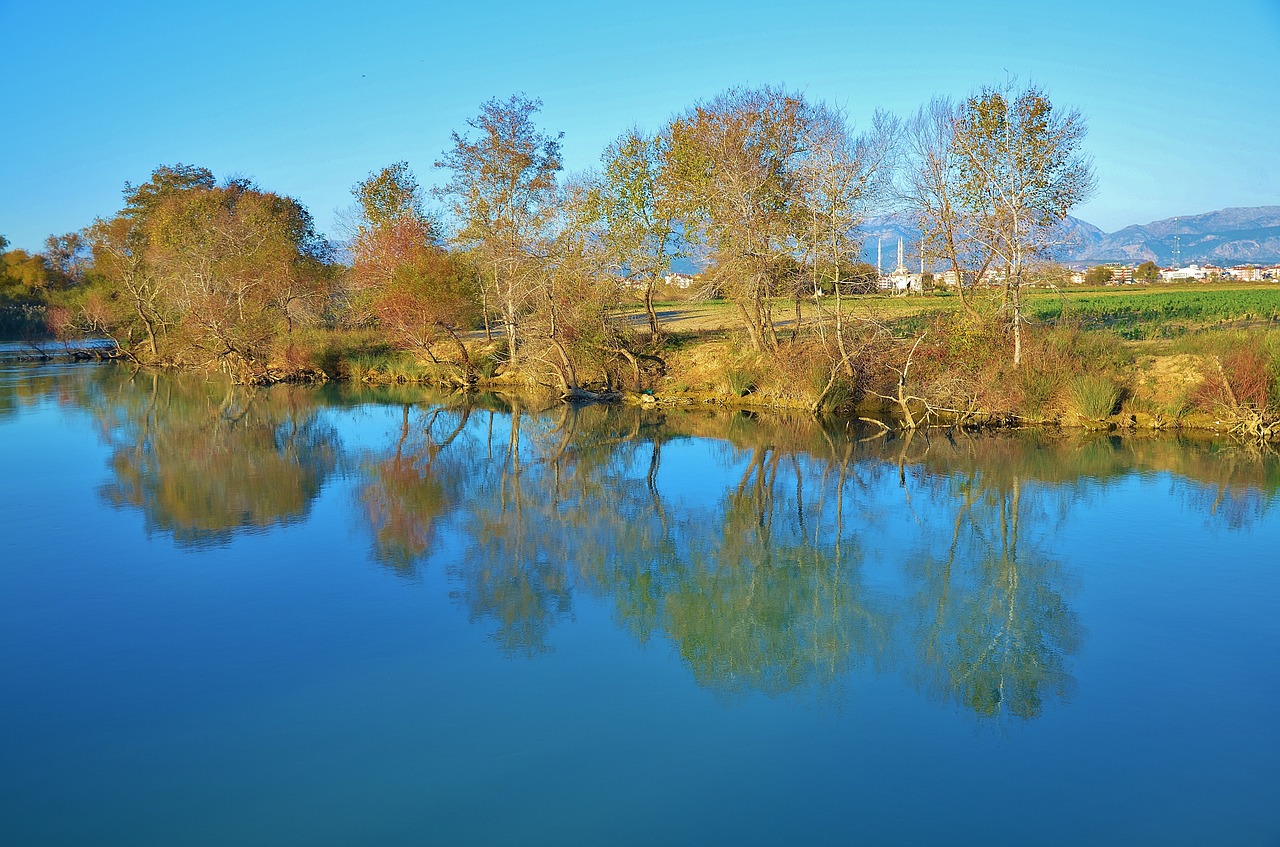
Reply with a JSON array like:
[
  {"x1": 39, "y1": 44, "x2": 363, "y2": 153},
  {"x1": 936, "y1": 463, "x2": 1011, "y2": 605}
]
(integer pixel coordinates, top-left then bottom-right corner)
[
  {"x1": 520, "y1": 176, "x2": 652, "y2": 395},
  {"x1": 949, "y1": 83, "x2": 1095, "y2": 366},
  {"x1": 435, "y1": 95, "x2": 563, "y2": 367},
  {"x1": 589, "y1": 128, "x2": 683, "y2": 339},
  {"x1": 663, "y1": 86, "x2": 814, "y2": 353},
  {"x1": 1084, "y1": 265, "x2": 1112, "y2": 286},
  {"x1": 1134, "y1": 260, "x2": 1160, "y2": 282}
]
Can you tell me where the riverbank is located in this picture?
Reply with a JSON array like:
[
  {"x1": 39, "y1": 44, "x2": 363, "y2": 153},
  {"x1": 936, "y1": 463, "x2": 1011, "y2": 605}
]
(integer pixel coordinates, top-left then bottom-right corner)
[
  {"x1": 320, "y1": 291, "x2": 1280, "y2": 439},
  {"x1": 17, "y1": 285, "x2": 1280, "y2": 440}
]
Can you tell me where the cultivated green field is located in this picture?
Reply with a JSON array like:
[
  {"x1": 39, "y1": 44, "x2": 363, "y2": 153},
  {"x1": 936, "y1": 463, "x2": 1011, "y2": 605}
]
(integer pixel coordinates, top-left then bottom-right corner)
[{"x1": 1026, "y1": 283, "x2": 1280, "y2": 337}]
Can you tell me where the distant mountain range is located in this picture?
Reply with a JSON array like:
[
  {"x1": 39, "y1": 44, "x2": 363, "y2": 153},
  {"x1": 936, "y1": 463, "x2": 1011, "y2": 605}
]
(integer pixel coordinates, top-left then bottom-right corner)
[{"x1": 860, "y1": 206, "x2": 1280, "y2": 267}]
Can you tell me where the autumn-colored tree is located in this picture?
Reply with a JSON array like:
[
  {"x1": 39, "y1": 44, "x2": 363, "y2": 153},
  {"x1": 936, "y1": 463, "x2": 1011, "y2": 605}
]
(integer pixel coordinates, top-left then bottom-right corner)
[
  {"x1": 0, "y1": 245, "x2": 52, "y2": 305},
  {"x1": 84, "y1": 165, "x2": 332, "y2": 379},
  {"x1": 376, "y1": 250, "x2": 483, "y2": 383},
  {"x1": 346, "y1": 161, "x2": 436, "y2": 314},
  {"x1": 349, "y1": 162, "x2": 482, "y2": 384}
]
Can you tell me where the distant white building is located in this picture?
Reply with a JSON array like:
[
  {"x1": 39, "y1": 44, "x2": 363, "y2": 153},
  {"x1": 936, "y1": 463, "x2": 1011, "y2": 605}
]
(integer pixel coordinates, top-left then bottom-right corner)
[
  {"x1": 1162, "y1": 264, "x2": 1208, "y2": 281},
  {"x1": 935, "y1": 269, "x2": 975, "y2": 288},
  {"x1": 880, "y1": 238, "x2": 921, "y2": 292},
  {"x1": 663, "y1": 272, "x2": 696, "y2": 289}
]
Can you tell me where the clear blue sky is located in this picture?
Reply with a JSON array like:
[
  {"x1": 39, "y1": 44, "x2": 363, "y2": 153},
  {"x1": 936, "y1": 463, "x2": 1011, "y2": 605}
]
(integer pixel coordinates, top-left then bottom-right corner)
[{"x1": 2, "y1": 0, "x2": 1277, "y2": 251}]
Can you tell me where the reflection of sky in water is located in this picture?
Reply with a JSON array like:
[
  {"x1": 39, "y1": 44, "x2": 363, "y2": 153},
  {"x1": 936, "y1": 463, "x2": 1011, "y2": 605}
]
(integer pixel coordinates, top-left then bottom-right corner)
[{"x1": 1, "y1": 365, "x2": 1278, "y2": 846}]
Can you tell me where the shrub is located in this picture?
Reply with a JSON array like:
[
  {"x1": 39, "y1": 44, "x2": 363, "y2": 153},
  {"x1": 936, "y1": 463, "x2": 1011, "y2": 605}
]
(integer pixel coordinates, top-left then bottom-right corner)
[
  {"x1": 724, "y1": 364, "x2": 759, "y2": 397},
  {"x1": 1063, "y1": 374, "x2": 1121, "y2": 419},
  {"x1": 1018, "y1": 366, "x2": 1064, "y2": 417},
  {"x1": 475, "y1": 351, "x2": 501, "y2": 379}
]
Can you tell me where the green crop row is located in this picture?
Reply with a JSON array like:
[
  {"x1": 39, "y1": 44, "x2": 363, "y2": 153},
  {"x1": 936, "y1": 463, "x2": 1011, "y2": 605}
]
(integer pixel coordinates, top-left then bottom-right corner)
[{"x1": 1028, "y1": 287, "x2": 1280, "y2": 338}]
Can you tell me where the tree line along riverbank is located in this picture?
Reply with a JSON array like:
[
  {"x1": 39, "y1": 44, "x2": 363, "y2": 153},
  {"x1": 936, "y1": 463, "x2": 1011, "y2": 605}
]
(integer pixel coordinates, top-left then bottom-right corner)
[
  {"x1": 10, "y1": 285, "x2": 1278, "y2": 440},
  {"x1": 2, "y1": 84, "x2": 1278, "y2": 438}
]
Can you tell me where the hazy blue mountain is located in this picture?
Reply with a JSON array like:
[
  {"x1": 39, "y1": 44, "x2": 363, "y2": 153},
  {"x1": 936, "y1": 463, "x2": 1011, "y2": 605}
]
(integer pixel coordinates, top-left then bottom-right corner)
[
  {"x1": 654, "y1": 207, "x2": 1280, "y2": 274},
  {"x1": 1053, "y1": 216, "x2": 1106, "y2": 259},
  {"x1": 1074, "y1": 207, "x2": 1280, "y2": 265},
  {"x1": 856, "y1": 207, "x2": 1280, "y2": 267}
]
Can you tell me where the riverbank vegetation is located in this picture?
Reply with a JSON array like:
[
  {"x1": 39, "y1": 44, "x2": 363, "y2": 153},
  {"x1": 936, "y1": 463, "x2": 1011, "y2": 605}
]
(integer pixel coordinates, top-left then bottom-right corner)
[{"x1": 3, "y1": 81, "x2": 1278, "y2": 436}]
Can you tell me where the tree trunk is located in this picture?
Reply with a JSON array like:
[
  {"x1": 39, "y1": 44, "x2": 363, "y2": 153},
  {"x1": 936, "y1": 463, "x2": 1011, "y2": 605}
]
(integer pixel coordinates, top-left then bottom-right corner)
[
  {"x1": 440, "y1": 323, "x2": 476, "y2": 385},
  {"x1": 737, "y1": 301, "x2": 766, "y2": 352},
  {"x1": 1012, "y1": 275, "x2": 1023, "y2": 368},
  {"x1": 645, "y1": 280, "x2": 659, "y2": 339},
  {"x1": 548, "y1": 336, "x2": 578, "y2": 392}
]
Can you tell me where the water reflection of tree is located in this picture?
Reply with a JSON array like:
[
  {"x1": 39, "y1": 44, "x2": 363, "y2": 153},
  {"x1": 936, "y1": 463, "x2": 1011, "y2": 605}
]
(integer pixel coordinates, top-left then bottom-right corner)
[
  {"x1": 358, "y1": 404, "x2": 471, "y2": 573},
  {"x1": 88, "y1": 369, "x2": 337, "y2": 548},
  {"x1": 661, "y1": 443, "x2": 889, "y2": 699},
  {"x1": 31, "y1": 365, "x2": 1280, "y2": 715},
  {"x1": 388, "y1": 403, "x2": 1086, "y2": 711},
  {"x1": 1177, "y1": 441, "x2": 1280, "y2": 530},
  {"x1": 450, "y1": 402, "x2": 588, "y2": 656},
  {"x1": 428, "y1": 403, "x2": 892, "y2": 695},
  {"x1": 909, "y1": 464, "x2": 1080, "y2": 720}
]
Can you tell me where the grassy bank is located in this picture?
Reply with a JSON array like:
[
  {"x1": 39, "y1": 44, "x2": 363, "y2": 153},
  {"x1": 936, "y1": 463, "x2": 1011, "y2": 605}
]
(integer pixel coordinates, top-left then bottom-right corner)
[
  {"x1": 266, "y1": 283, "x2": 1280, "y2": 440},
  {"x1": 52, "y1": 282, "x2": 1277, "y2": 439}
]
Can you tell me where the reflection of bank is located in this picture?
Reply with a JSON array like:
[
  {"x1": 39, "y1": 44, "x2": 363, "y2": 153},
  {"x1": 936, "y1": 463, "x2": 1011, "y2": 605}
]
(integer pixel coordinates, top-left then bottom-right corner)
[
  {"x1": 80, "y1": 371, "x2": 1275, "y2": 719},
  {"x1": 90, "y1": 370, "x2": 338, "y2": 548},
  {"x1": 432, "y1": 404, "x2": 1089, "y2": 719}
]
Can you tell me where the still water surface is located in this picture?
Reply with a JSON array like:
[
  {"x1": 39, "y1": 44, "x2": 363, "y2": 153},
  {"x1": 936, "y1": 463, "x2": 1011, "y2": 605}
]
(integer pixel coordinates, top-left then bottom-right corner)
[{"x1": 1, "y1": 363, "x2": 1278, "y2": 845}]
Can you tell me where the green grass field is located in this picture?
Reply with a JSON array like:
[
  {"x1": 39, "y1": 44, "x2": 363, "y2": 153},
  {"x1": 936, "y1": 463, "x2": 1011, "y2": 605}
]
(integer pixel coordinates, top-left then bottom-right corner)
[{"x1": 645, "y1": 282, "x2": 1280, "y2": 340}]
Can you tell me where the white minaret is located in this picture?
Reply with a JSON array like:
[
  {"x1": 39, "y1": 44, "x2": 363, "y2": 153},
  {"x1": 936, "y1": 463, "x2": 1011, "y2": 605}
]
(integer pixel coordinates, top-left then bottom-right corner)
[
  {"x1": 877, "y1": 238, "x2": 882, "y2": 275},
  {"x1": 896, "y1": 238, "x2": 905, "y2": 273}
]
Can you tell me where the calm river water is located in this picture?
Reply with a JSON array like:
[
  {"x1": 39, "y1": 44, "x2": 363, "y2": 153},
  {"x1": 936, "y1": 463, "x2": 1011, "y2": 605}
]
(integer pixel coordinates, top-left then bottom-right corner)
[{"x1": 1, "y1": 362, "x2": 1278, "y2": 845}]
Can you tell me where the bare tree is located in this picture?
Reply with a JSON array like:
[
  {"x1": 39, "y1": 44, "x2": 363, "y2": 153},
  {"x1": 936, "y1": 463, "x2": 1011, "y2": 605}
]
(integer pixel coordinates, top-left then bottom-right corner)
[
  {"x1": 902, "y1": 97, "x2": 990, "y2": 319},
  {"x1": 794, "y1": 105, "x2": 899, "y2": 406}
]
